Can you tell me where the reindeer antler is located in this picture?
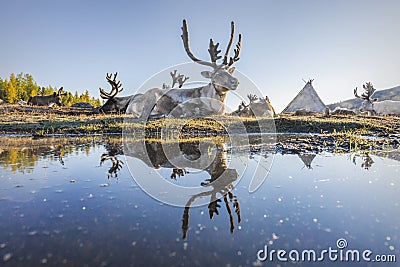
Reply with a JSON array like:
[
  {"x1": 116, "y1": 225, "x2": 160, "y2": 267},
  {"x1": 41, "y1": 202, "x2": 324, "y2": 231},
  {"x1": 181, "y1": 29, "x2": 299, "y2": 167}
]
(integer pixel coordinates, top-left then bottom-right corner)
[
  {"x1": 181, "y1": 20, "x2": 214, "y2": 67},
  {"x1": 228, "y1": 34, "x2": 241, "y2": 67},
  {"x1": 57, "y1": 87, "x2": 67, "y2": 96},
  {"x1": 222, "y1": 21, "x2": 241, "y2": 67},
  {"x1": 100, "y1": 154, "x2": 124, "y2": 179},
  {"x1": 181, "y1": 19, "x2": 241, "y2": 69},
  {"x1": 354, "y1": 82, "x2": 376, "y2": 101},
  {"x1": 208, "y1": 39, "x2": 222, "y2": 63},
  {"x1": 239, "y1": 101, "x2": 249, "y2": 109},
  {"x1": 99, "y1": 72, "x2": 123, "y2": 99},
  {"x1": 169, "y1": 70, "x2": 183, "y2": 88},
  {"x1": 170, "y1": 70, "x2": 190, "y2": 88},
  {"x1": 247, "y1": 94, "x2": 258, "y2": 103}
]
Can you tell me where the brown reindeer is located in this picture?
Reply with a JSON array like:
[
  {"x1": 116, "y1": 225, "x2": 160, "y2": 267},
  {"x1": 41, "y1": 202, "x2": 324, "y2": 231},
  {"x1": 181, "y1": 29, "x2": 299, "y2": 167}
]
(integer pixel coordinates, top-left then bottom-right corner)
[{"x1": 27, "y1": 87, "x2": 66, "y2": 106}]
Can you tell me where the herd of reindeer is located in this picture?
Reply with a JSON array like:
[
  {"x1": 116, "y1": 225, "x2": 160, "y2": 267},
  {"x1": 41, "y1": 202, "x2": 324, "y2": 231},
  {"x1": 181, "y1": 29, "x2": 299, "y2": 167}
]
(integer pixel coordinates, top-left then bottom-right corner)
[{"x1": 23, "y1": 20, "x2": 399, "y2": 117}]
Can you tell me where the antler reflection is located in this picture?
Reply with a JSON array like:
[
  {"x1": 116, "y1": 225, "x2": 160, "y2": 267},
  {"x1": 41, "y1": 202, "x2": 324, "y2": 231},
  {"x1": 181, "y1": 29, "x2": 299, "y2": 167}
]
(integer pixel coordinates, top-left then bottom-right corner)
[
  {"x1": 180, "y1": 145, "x2": 241, "y2": 239},
  {"x1": 100, "y1": 153, "x2": 124, "y2": 179}
]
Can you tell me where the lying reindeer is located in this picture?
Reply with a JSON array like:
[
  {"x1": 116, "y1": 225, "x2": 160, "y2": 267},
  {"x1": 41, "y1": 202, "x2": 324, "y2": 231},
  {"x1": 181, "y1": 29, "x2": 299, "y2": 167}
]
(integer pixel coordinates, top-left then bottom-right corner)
[
  {"x1": 232, "y1": 94, "x2": 275, "y2": 117},
  {"x1": 27, "y1": 87, "x2": 66, "y2": 106},
  {"x1": 354, "y1": 82, "x2": 400, "y2": 115},
  {"x1": 99, "y1": 71, "x2": 189, "y2": 114},
  {"x1": 98, "y1": 73, "x2": 142, "y2": 113},
  {"x1": 127, "y1": 19, "x2": 242, "y2": 120}
]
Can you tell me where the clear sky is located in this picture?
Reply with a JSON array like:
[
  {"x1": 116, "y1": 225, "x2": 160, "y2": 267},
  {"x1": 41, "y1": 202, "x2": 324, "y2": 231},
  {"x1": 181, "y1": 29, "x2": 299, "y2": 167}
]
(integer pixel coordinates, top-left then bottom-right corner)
[{"x1": 1, "y1": 0, "x2": 399, "y2": 112}]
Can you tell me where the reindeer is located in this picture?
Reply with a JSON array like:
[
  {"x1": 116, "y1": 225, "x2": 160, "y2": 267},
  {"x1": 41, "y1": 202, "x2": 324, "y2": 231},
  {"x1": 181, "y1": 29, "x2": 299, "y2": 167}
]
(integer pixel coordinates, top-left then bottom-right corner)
[
  {"x1": 231, "y1": 101, "x2": 250, "y2": 116},
  {"x1": 27, "y1": 87, "x2": 66, "y2": 106},
  {"x1": 354, "y1": 82, "x2": 400, "y2": 115},
  {"x1": 98, "y1": 72, "x2": 141, "y2": 113},
  {"x1": 265, "y1": 96, "x2": 276, "y2": 116},
  {"x1": 128, "y1": 20, "x2": 242, "y2": 120},
  {"x1": 232, "y1": 94, "x2": 275, "y2": 117},
  {"x1": 248, "y1": 95, "x2": 275, "y2": 117}
]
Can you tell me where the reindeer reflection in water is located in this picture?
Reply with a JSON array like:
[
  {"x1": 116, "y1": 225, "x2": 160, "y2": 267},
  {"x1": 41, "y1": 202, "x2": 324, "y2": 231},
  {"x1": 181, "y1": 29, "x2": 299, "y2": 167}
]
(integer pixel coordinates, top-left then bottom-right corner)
[
  {"x1": 361, "y1": 152, "x2": 374, "y2": 170},
  {"x1": 99, "y1": 138, "x2": 125, "y2": 179},
  {"x1": 100, "y1": 154, "x2": 124, "y2": 179},
  {"x1": 350, "y1": 152, "x2": 375, "y2": 170},
  {"x1": 124, "y1": 138, "x2": 242, "y2": 239},
  {"x1": 182, "y1": 173, "x2": 241, "y2": 239}
]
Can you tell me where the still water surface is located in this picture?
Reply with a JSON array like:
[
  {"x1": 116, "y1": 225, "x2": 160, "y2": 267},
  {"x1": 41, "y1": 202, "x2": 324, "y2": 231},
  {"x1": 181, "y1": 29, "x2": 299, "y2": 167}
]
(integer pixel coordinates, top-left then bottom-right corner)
[{"x1": 0, "y1": 136, "x2": 399, "y2": 266}]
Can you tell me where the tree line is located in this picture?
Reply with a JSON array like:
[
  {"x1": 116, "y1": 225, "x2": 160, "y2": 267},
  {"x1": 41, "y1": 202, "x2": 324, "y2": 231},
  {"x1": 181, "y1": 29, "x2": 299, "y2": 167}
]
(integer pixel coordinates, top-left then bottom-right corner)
[{"x1": 0, "y1": 73, "x2": 101, "y2": 107}]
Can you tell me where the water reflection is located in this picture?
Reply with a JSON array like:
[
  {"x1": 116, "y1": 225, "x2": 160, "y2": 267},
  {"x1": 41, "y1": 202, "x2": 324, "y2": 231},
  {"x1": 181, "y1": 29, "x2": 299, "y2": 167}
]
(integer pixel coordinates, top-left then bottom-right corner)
[
  {"x1": 124, "y1": 138, "x2": 243, "y2": 237},
  {"x1": 0, "y1": 136, "x2": 103, "y2": 173},
  {"x1": 0, "y1": 135, "x2": 399, "y2": 266},
  {"x1": 350, "y1": 152, "x2": 376, "y2": 170},
  {"x1": 361, "y1": 152, "x2": 375, "y2": 170},
  {"x1": 100, "y1": 154, "x2": 124, "y2": 179},
  {"x1": 298, "y1": 154, "x2": 316, "y2": 169}
]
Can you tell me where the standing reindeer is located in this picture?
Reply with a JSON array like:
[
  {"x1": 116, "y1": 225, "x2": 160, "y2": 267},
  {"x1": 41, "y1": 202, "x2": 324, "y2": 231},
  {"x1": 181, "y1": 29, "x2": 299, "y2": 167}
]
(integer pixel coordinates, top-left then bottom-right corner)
[
  {"x1": 27, "y1": 87, "x2": 66, "y2": 106},
  {"x1": 354, "y1": 82, "x2": 400, "y2": 115},
  {"x1": 128, "y1": 19, "x2": 242, "y2": 120}
]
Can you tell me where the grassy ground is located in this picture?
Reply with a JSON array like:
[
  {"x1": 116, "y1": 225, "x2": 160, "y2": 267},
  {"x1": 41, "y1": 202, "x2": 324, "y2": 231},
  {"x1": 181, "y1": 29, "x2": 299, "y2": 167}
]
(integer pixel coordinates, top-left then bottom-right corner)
[{"x1": 0, "y1": 104, "x2": 399, "y2": 137}]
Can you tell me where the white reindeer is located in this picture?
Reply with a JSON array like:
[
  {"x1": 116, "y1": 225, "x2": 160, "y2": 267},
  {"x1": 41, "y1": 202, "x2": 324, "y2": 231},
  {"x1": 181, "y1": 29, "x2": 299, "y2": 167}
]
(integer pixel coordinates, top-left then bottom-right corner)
[
  {"x1": 354, "y1": 82, "x2": 400, "y2": 115},
  {"x1": 127, "y1": 19, "x2": 242, "y2": 120}
]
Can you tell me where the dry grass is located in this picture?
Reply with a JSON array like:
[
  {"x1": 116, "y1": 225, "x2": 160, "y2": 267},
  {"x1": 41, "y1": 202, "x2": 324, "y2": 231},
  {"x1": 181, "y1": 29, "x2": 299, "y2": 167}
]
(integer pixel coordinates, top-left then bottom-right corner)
[{"x1": 0, "y1": 104, "x2": 399, "y2": 137}]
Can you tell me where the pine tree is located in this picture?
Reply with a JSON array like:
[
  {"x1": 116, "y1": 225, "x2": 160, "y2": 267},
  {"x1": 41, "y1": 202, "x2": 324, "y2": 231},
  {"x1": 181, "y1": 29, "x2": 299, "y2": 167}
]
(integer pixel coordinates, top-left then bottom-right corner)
[
  {"x1": 25, "y1": 74, "x2": 39, "y2": 98},
  {"x1": 5, "y1": 78, "x2": 17, "y2": 103},
  {"x1": 80, "y1": 90, "x2": 90, "y2": 102},
  {"x1": 0, "y1": 77, "x2": 6, "y2": 100},
  {"x1": 16, "y1": 73, "x2": 27, "y2": 100},
  {"x1": 0, "y1": 73, "x2": 102, "y2": 106}
]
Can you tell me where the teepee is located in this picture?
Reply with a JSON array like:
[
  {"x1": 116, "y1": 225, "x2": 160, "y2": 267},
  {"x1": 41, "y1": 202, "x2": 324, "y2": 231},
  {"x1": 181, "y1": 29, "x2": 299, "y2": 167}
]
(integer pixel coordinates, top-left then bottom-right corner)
[
  {"x1": 282, "y1": 79, "x2": 327, "y2": 113},
  {"x1": 298, "y1": 154, "x2": 316, "y2": 169}
]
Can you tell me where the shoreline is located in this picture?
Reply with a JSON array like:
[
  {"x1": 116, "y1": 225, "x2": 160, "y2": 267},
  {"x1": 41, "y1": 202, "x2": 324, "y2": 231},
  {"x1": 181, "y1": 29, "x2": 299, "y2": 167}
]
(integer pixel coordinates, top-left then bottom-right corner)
[
  {"x1": 1, "y1": 104, "x2": 399, "y2": 135},
  {"x1": 0, "y1": 104, "x2": 399, "y2": 155}
]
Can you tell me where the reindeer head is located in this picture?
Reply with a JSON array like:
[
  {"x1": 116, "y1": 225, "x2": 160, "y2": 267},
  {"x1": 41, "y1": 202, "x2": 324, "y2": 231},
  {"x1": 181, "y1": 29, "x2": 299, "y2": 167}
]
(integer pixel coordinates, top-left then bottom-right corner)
[
  {"x1": 354, "y1": 82, "x2": 378, "y2": 113},
  {"x1": 99, "y1": 72, "x2": 124, "y2": 113},
  {"x1": 181, "y1": 20, "x2": 241, "y2": 95}
]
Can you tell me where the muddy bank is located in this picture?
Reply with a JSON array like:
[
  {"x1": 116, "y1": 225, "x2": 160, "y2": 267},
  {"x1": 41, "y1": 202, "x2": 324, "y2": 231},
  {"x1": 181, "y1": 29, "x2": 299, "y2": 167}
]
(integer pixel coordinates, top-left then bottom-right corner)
[
  {"x1": 0, "y1": 104, "x2": 399, "y2": 157},
  {"x1": 1, "y1": 132, "x2": 398, "y2": 161}
]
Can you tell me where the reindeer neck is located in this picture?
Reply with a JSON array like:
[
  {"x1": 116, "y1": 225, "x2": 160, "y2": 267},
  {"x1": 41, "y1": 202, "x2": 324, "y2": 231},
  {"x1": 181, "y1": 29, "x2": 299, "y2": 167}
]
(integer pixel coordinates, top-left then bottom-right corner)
[{"x1": 211, "y1": 83, "x2": 228, "y2": 102}]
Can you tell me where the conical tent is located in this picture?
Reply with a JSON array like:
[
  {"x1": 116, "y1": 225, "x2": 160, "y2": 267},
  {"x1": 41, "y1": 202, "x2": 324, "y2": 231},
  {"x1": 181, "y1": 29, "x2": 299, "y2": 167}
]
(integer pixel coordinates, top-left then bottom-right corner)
[
  {"x1": 282, "y1": 79, "x2": 327, "y2": 113},
  {"x1": 298, "y1": 154, "x2": 316, "y2": 169}
]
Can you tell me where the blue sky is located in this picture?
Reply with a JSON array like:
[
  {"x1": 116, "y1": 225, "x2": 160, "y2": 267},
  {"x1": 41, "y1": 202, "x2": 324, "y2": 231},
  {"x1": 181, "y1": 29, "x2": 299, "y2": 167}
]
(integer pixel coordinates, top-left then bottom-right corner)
[{"x1": 1, "y1": 0, "x2": 399, "y2": 112}]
